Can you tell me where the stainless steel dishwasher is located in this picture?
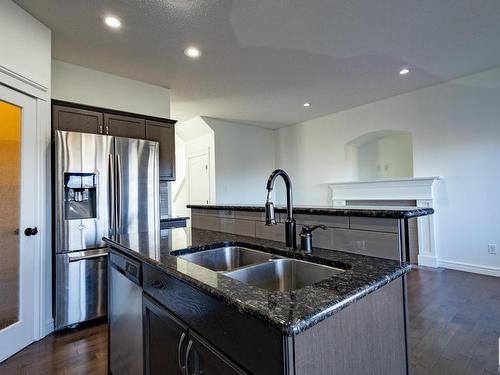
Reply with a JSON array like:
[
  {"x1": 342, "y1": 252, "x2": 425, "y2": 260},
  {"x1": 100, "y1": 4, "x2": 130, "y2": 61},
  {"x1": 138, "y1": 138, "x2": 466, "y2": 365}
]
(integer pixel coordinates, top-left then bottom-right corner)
[{"x1": 109, "y1": 251, "x2": 143, "y2": 375}]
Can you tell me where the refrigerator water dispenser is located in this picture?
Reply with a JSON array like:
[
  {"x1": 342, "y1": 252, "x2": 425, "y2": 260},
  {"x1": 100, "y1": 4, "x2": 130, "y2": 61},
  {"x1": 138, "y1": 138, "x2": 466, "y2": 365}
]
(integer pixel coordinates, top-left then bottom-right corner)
[{"x1": 64, "y1": 172, "x2": 97, "y2": 220}]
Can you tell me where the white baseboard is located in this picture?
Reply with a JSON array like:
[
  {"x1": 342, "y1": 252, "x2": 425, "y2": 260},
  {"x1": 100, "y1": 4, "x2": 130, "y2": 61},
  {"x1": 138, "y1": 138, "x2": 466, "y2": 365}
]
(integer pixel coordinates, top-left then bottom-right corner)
[
  {"x1": 437, "y1": 259, "x2": 500, "y2": 277},
  {"x1": 43, "y1": 318, "x2": 54, "y2": 337},
  {"x1": 417, "y1": 254, "x2": 438, "y2": 268}
]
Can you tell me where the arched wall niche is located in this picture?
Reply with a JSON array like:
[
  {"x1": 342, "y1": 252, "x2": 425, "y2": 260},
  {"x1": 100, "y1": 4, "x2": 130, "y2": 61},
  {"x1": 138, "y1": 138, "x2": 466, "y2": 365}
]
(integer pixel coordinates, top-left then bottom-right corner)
[{"x1": 345, "y1": 130, "x2": 413, "y2": 181}]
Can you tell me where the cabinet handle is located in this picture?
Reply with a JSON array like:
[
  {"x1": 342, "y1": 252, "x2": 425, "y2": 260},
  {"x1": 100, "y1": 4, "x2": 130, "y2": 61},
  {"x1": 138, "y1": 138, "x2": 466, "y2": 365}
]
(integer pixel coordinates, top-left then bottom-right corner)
[
  {"x1": 185, "y1": 339, "x2": 194, "y2": 375},
  {"x1": 151, "y1": 280, "x2": 164, "y2": 289},
  {"x1": 177, "y1": 332, "x2": 186, "y2": 374}
]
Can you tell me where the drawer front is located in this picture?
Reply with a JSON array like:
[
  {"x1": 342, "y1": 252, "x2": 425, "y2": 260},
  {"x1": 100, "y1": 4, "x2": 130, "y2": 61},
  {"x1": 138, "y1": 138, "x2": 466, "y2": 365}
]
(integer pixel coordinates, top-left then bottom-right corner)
[{"x1": 143, "y1": 264, "x2": 284, "y2": 375}]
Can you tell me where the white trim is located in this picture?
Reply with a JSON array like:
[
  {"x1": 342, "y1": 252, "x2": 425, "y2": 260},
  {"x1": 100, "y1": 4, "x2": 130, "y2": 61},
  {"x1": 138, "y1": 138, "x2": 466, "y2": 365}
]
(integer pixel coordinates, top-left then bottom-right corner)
[
  {"x1": 329, "y1": 177, "x2": 441, "y2": 268},
  {"x1": 0, "y1": 84, "x2": 38, "y2": 361},
  {"x1": 44, "y1": 319, "x2": 54, "y2": 335},
  {"x1": 438, "y1": 259, "x2": 500, "y2": 277},
  {"x1": 0, "y1": 65, "x2": 48, "y2": 100},
  {"x1": 0, "y1": 70, "x2": 52, "y2": 342},
  {"x1": 35, "y1": 98, "x2": 52, "y2": 339},
  {"x1": 417, "y1": 254, "x2": 438, "y2": 268},
  {"x1": 328, "y1": 176, "x2": 441, "y2": 201},
  {"x1": 329, "y1": 176, "x2": 441, "y2": 185}
]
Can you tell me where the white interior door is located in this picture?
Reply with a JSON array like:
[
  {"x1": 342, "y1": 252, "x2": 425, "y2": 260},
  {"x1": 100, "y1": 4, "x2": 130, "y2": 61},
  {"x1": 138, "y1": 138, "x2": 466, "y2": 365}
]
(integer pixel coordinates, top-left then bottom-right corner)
[
  {"x1": 188, "y1": 152, "x2": 210, "y2": 205},
  {"x1": 0, "y1": 84, "x2": 37, "y2": 362}
]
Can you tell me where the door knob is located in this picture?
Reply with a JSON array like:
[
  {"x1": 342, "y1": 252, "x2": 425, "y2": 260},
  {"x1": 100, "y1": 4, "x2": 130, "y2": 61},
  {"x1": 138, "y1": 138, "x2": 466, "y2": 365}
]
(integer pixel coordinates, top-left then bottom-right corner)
[{"x1": 24, "y1": 227, "x2": 38, "y2": 236}]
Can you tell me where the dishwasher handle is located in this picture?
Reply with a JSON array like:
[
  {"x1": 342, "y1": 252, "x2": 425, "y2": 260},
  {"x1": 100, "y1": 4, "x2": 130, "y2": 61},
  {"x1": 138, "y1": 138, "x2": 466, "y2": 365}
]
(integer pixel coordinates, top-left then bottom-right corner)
[{"x1": 109, "y1": 252, "x2": 141, "y2": 286}]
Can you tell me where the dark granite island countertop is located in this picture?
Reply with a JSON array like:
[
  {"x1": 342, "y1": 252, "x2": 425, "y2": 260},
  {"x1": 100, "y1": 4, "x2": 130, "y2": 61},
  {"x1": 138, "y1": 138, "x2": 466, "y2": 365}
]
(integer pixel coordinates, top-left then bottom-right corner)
[
  {"x1": 187, "y1": 204, "x2": 434, "y2": 219},
  {"x1": 103, "y1": 227, "x2": 411, "y2": 336}
]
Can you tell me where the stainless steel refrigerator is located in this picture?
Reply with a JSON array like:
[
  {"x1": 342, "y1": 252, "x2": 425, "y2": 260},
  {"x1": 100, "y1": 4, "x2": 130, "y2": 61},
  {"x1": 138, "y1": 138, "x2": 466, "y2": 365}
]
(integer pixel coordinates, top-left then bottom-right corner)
[{"x1": 54, "y1": 130, "x2": 159, "y2": 330}]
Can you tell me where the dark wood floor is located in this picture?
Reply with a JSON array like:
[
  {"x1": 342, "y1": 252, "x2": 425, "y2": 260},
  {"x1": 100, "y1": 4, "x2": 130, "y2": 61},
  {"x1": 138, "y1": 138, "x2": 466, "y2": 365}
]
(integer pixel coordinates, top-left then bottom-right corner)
[
  {"x1": 408, "y1": 268, "x2": 500, "y2": 375},
  {"x1": 1, "y1": 268, "x2": 499, "y2": 374},
  {"x1": 0, "y1": 321, "x2": 107, "y2": 374}
]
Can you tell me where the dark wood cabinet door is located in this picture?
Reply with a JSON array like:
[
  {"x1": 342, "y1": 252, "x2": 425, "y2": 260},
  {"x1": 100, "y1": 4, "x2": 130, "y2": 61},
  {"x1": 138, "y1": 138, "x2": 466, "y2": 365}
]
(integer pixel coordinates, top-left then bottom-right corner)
[
  {"x1": 146, "y1": 120, "x2": 176, "y2": 181},
  {"x1": 143, "y1": 294, "x2": 188, "y2": 375},
  {"x1": 104, "y1": 113, "x2": 146, "y2": 139},
  {"x1": 187, "y1": 332, "x2": 247, "y2": 375},
  {"x1": 52, "y1": 105, "x2": 103, "y2": 134}
]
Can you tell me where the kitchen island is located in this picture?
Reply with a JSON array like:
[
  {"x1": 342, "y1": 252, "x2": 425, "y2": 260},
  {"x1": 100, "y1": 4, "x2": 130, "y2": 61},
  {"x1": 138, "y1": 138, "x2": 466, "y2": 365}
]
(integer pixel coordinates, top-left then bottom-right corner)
[
  {"x1": 188, "y1": 204, "x2": 434, "y2": 262},
  {"x1": 104, "y1": 227, "x2": 412, "y2": 375}
]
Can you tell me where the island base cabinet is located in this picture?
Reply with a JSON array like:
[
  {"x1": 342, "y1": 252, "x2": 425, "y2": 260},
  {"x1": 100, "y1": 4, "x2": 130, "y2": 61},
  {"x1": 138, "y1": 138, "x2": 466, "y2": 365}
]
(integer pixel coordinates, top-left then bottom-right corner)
[
  {"x1": 293, "y1": 278, "x2": 408, "y2": 375},
  {"x1": 143, "y1": 294, "x2": 247, "y2": 375},
  {"x1": 186, "y1": 332, "x2": 247, "y2": 375},
  {"x1": 143, "y1": 294, "x2": 188, "y2": 375}
]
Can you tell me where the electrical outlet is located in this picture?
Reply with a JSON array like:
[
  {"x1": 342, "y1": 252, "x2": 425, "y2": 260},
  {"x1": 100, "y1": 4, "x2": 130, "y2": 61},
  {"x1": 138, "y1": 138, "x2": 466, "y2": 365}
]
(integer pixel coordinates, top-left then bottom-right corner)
[{"x1": 488, "y1": 244, "x2": 497, "y2": 255}]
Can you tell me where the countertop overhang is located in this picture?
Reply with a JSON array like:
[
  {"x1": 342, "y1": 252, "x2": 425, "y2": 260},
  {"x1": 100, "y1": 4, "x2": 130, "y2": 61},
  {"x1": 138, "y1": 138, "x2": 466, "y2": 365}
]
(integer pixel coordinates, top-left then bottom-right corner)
[
  {"x1": 103, "y1": 228, "x2": 411, "y2": 336},
  {"x1": 187, "y1": 204, "x2": 434, "y2": 219}
]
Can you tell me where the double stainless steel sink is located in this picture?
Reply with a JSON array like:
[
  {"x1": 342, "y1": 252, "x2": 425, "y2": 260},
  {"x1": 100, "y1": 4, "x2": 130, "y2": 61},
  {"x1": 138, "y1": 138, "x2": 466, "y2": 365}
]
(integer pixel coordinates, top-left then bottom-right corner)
[{"x1": 176, "y1": 246, "x2": 345, "y2": 292}]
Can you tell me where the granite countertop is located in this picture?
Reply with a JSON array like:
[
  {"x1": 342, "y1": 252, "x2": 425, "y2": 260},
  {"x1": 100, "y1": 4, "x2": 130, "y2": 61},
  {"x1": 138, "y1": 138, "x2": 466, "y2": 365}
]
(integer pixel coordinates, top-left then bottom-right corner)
[
  {"x1": 187, "y1": 204, "x2": 433, "y2": 219},
  {"x1": 104, "y1": 227, "x2": 411, "y2": 336}
]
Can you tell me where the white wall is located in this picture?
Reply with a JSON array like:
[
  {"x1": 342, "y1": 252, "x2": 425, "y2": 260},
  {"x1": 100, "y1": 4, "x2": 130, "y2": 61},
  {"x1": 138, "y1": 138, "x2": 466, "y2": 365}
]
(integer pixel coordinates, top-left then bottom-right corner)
[
  {"x1": 52, "y1": 60, "x2": 171, "y2": 118},
  {"x1": 174, "y1": 117, "x2": 216, "y2": 220},
  {"x1": 0, "y1": 1, "x2": 51, "y2": 89},
  {"x1": 356, "y1": 133, "x2": 413, "y2": 180},
  {"x1": 174, "y1": 116, "x2": 275, "y2": 213},
  {"x1": 0, "y1": 0, "x2": 53, "y2": 338},
  {"x1": 204, "y1": 117, "x2": 275, "y2": 204},
  {"x1": 276, "y1": 66, "x2": 500, "y2": 274}
]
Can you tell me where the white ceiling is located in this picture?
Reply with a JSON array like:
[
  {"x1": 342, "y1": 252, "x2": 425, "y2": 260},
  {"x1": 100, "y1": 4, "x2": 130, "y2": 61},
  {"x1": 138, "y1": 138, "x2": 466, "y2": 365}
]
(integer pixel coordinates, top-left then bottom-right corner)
[{"x1": 15, "y1": 0, "x2": 500, "y2": 127}]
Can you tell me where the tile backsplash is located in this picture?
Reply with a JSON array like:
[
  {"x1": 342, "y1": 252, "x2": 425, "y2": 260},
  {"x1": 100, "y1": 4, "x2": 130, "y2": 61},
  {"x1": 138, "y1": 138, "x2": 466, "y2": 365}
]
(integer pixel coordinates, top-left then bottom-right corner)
[{"x1": 159, "y1": 182, "x2": 170, "y2": 218}]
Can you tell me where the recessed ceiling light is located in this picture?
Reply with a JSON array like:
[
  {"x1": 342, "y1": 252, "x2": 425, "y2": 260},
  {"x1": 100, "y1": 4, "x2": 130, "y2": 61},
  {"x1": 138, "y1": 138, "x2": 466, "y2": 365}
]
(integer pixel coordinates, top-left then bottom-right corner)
[
  {"x1": 184, "y1": 47, "x2": 201, "y2": 58},
  {"x1": 303, "y1": 102, "x2": 311, "y2": 107},
  {"x1": 104, "y1": 16, "x2": 121, "y2": 28},
  {"x1": 399, "y1": 68, "x2": 410, "y2": 76}
]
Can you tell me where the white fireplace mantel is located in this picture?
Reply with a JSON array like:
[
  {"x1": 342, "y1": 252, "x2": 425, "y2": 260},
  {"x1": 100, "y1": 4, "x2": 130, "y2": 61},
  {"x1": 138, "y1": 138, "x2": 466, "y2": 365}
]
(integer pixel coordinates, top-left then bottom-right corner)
[
  {"x1": 329, "y1": 177, "x2": 441, "y2": 267},
  {"x1": 328, "y1": 177, "x2": 441, "y2": 204}
]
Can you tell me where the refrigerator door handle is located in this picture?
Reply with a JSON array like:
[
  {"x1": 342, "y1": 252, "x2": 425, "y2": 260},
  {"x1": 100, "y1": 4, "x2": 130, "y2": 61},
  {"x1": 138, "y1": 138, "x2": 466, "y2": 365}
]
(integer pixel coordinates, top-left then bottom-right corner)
[
  {"x1": 108, "y1": 154, "x2": 115, "y2": 233},
  {"x1": 68, "y1": 251, "x2": 108, "y2": 262},
  {"x1": 116, "y1": 153, "x2": 122, "y2": 230}
]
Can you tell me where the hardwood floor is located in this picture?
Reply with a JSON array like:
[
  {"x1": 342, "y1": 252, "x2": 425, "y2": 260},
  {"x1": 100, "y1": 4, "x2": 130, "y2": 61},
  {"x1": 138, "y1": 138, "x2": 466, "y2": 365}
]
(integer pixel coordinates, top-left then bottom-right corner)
[
  {"x1": 0, "y1": 321, "x2": 107, "y2": 375},
  {"x1": 1, "y1": 268, "x2": 499, "y2": 374},
  {"x1": 408, "y1": 268, "x2": 500, "y2": 375}
]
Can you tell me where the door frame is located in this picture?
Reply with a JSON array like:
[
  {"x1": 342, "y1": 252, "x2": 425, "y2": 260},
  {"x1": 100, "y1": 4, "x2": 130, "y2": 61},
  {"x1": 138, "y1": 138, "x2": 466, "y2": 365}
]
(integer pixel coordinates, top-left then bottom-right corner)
[
  {"x1": 0, "y1": 66, "x2": 52, "y2": 345},
  {"x1": 0, "y1": 84, "x2": 38, "y2": 361}
]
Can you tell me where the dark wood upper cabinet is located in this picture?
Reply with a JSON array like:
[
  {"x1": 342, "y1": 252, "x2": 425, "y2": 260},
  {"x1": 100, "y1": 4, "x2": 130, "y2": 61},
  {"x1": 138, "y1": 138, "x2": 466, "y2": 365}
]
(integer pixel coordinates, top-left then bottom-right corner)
[
  {"x1": 52, "y1": 105, "x2": 103, "y2": 134},
  {"x1": 104, "y1": 113, "x2": 146, "y2": 139},
  {"x1": 145, "y1": 120, "x2": 176, "y2": 181},
  {"x1": 51, "y1": 101, "x2": 177, "y2": 181}
]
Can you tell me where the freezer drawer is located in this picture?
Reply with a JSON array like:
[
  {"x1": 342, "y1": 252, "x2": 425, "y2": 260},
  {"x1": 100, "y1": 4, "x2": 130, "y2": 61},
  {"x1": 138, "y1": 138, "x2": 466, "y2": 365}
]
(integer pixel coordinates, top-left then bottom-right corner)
[{"x1": 55, "y1": 249, "x2": 108, "y2": 330}]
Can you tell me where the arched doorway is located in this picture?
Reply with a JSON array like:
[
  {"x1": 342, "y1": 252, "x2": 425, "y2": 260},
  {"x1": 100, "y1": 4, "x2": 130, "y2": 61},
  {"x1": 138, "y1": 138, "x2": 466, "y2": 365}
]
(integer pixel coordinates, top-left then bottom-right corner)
[{"x1": 345, "y1": 130, "x2": 413, "y2": 181}]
